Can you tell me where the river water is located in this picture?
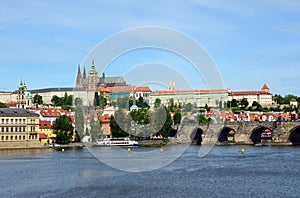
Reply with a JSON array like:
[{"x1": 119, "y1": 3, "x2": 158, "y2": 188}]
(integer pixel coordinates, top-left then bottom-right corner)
[{"x1": 0, "y1": 145, "x2": 299, "y2": 198}]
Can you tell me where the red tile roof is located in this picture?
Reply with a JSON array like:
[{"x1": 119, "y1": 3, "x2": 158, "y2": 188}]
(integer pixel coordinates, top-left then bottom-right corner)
[
  {"x1": 262, "y1": 84, "x2": 269, "y2": 90},
  {"x1": 39, "y1": 133, "x2": 48, "y2": 139},
  {"x1": 228, "y1": 91, "x2": 271, "y2": 96},
  {"x1": 100, "y1": 114, "x2": 111, "y2": 123},
  {"x1": 39, "y1": 120, "x2": 52, "y2": 129}
]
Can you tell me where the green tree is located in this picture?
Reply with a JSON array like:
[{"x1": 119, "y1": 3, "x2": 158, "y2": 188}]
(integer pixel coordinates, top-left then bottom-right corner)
[
  {"x1": 33, "y1": 94, "x2": 43, "y2": 105},
  {"x1": 51, "y1": 95, "x2": 61, "y2": 106},
  {"x1": 198, "y1": 114, "x2": 209, "y2": 124},
  {"x1": 52, "y1": 115, "x2": 74, "y2": 144},
  {"x1": 90, "y1": 113, "x2": 102, "y2": 141},
  {"x1": 230, "y1": 99, "x2": 239, "y2": 108},
  {"x1": 136, "y1": 97, "x2": 149, "y2": 109},
  {"x1": 240, "y1": 98, "x2": 249, "y2": 109},
  {"x1": 154, "y1": 98, "x2": 161, "y2": 108},
  {"x1": 110, "y1": 115, "x2": 129, "y2": 138},
  {"x1": 252, "y1": 101, "x2": 262, "y2": 111},
  {"x1": 0, "y1": 102, "x2": 6, "y2": 108},
  {"x1": 74, "y1": 100, "x2": 84, "y2": 138},
  {"x1": 99, "y1": 92, "x2": 107, "y2": 107},
  {"x1": 168, "y1": 98, "x2": 175, "y2": 112},
  {"x1": 51, "y1": 93, "x2": 73, "y2": 110},
  {"x1": 158, "y1": 109, "x2": 172, "y2": 138},
  {"x1": 173, "y1": 111, "x2": 182, "y2": 125}
]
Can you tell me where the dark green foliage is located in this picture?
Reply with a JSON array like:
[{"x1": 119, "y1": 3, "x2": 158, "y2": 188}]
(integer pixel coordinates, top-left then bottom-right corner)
[
  {"x1": 130, "y1": 109, "x2": 150, "y2": 125},
  {"x1": 158, "y1": 109, "x2": 172, "y2": 138},
  {"x1": 252, "y1": 101, "x2": 262, "y2": 111},
  {"x1": 110, "y1": 115, "x2": 129, "y2": 138},
  {"x1": 51, "y1": 93, "x2": 73, "y2": 110},
  {"x1": 136, "y1": 97, "x2": 149, "y2": 108},
  {"x1": 52, "y1": 115, "x2": 74, "y2": 144},
  {"x1": 74, "y1": 101, "x2": 84, "y2": 139},
  {"x1": 33, "y1": 94, "x2": 43, "y2": 105},
  {"x1": 99, "y1": 92, "x2": 107, "y2": 107},
  {"x1": 230, "y1": 99, "x2": 239, "y2": 108},
  {"x1": 173, "y1": 111, "x2": 182, "y2": 125},
  {"x1": 0, "y1": 102, "x2": 6, "y2": 108},
  {"x1": 240, "y1": 98, "x2": 249, "y2": 109},
  {"x1": 90, "y1": 112, "x2": 102, "y2": 140},
  {"x1": 154, "y1": 98, "x2": 161, "y2": 108},
  {"x1": 198, "y1": 114, "x2": 209, "y2": 124}
]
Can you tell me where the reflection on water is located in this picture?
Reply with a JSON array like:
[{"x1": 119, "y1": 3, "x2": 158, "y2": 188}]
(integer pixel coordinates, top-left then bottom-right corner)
[{"x1": 0, "y1": 145, "x2": 300, "y2": 197}]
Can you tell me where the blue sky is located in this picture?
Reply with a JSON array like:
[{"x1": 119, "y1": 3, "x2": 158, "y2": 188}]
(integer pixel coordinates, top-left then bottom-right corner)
[{"x1": 0, "y1": 0, "x2": 300, "y2": 95}]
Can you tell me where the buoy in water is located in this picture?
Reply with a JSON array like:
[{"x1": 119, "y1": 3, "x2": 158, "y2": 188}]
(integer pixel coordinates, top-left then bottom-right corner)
[
  {"x1": 160, "y1": 148, "x2": 163, "y2": 153},
  {"x1": 62, "y1": 148, "x2": 65, "y2": 153},
  {"x1": 241, "y1": 147, "x2": 245, "y2": 155},
  {"x1": 127, "y1": 147, "x2": 131, "y2": 153}
]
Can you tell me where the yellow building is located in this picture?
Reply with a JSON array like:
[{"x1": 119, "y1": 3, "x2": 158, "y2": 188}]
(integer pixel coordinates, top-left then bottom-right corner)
[
  {"x1": 0, "y1": 108, "x2": 40, "y2": 149},
  {"x1": 39, "y1": 120, "x2": 56, "y2": 144}
]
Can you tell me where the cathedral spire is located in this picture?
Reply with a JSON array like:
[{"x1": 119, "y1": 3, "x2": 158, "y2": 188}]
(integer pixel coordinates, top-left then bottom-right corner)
[
  {"x1": 76, "y1": 64, "x2": 82, "y2": 88},
  {"x1": 83, "y1": 66, "x2": 87, "y2": 79}
]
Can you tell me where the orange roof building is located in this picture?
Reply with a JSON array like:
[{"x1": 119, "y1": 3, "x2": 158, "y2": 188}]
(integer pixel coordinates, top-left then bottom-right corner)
[{"x1": 228, "y1": 84, "x2": 272, "y2": 107}]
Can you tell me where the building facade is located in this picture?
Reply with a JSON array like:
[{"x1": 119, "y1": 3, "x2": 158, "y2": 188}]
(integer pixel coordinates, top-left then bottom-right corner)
[
  {"x1": 98, "y1": 86, "x2": 152, "y2": 105},
  {"x1": 0, "y1": 108, "x2": 40, "y2": 149},
  {"x1": 228, "y1": 84, "x2": 273, "y2": 107},
  {"x1": 149, "y1": 89, "x2": 229, "y2": 108}
]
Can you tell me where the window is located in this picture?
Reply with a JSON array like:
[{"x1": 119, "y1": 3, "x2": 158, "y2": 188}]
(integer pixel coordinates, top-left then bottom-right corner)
[
  {"x1": 23, "y1": 135, "x2": 25, "y2": 140},
  {"x1": 1, "y1": 136, "x2": 3, "y2": 141},
  {"x1": 6, "y1": 127, "x2": 8, "y2": 132},
  {"x1": 6, "y1": 119, "x2": 9, "y2": 124},
  {"x1": 6, "y1": 136, "x2": 8, "y2": 140},
  {"x1": 10, "y1": 136, "x2": 13, "y2": 140},
  {"x1": 23, "y1": 127, "x2": 25, "y2": 132},
  {"x1": 1, "y1": 119, "x2": 4, "y2": 124},
  {"x1": 15, "y1": 119, "x2": 18, "y2": 124},
  {"x1": 23, "y1": 119, "x2": 26, "y2": 124},
  {"x1": 1, "y1": 128, "x2": 3, "y2": 132},
  {"x1": 11, "y1": 119, "x2": 13, "y2": 124},
  {"x1": 19, "y1": 135, "x2": 21, "y2": 140},
  {"x1": 15, "y1": 136, "x2": 17, "y2": 140}
]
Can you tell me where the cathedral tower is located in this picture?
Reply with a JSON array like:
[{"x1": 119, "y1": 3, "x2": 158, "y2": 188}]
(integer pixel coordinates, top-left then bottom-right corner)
[
  {"x1": 88, "y1": 60, "x2": 99, "y2": 91},
  {"x1": 17, "y1": 80, "x2": 32, "y2": 109}
]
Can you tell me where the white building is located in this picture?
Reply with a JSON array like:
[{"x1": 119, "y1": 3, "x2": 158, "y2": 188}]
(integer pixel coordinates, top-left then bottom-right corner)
[{"x1": 228, "y1": 84, "x2": 272, "y2": 107}]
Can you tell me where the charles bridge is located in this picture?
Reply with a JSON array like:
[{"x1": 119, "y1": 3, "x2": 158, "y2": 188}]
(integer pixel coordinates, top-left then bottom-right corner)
[{"x1": 176, "y1": 121, "x2": 300, "y2": 145}]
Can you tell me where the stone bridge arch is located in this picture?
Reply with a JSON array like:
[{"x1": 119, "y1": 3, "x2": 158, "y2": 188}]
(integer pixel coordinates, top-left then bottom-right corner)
[
  {"x1": 190, "y1": 128, "x2": 204, "y2": 145},
  {"x1": 218, "y1": 127, "x2": 236, "y2": 143},
  {"x1": 250, "y1": 126, "x2": 272, "y2": 144},
  {"x1": 289, "y1": 126, "x2": 300, "y2": 145}
]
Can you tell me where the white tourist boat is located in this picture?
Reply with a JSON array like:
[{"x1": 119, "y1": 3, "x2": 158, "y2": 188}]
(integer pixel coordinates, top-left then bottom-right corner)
[{"x1": 97, "y1": 138, "x2": 139, "y2": 147}]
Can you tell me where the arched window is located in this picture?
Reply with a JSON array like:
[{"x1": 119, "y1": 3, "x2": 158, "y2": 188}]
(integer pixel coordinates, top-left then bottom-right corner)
[
  {"x1": 6, "y1": 136, "x2": 8, "y2": 140},
  {"x1": 15, "y1": 136, "x2": 17, "y2": 140},
  {"x1": 10, "y1": 136, "x2": 13, "y2": 140}
]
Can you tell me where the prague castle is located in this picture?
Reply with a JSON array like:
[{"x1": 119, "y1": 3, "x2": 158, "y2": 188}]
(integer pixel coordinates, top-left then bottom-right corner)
[{"x1": 75, "y1": 60, "x2": 126, "y2": 90}]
